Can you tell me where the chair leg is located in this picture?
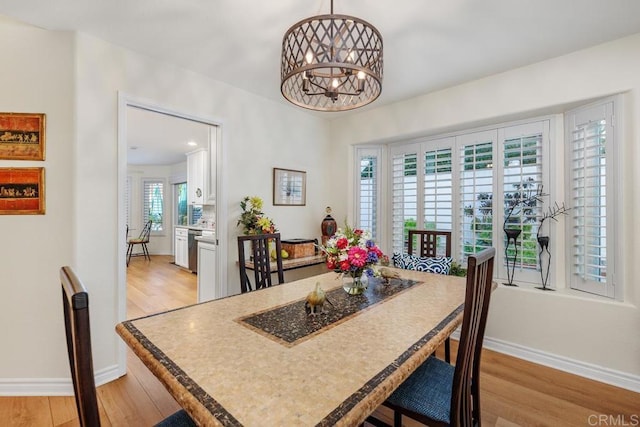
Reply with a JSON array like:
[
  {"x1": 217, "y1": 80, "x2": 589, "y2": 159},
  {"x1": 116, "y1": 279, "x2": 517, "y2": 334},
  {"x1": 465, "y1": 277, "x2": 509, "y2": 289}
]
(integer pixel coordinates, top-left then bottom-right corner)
[
  {"x1": 126, "y1": 244, "x2": 133, "y2": 266},
  {"x1": 445, "y1": 337, "x2": 451, "y2": 363},
  {"x1": 393, "y1": 411, "x2": 402, "y2": 427},
  {"x1": 142, "y1": 243, "x2": 150, "y2": 261}
]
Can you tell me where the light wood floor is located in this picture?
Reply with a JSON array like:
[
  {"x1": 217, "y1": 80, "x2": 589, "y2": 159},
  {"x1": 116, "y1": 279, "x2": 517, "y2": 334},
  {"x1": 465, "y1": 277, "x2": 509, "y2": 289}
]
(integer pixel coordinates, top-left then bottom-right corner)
[{"x1": 0, "y1": 255, "x2": 638, "y2": 426}]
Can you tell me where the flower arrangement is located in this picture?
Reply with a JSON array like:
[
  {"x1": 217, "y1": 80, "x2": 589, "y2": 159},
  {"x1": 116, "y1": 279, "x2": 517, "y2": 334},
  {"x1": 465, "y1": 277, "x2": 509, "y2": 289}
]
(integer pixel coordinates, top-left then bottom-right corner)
[
  {"x1": 321, "y1": 223, "x2": 384, "y2": 279},
  {"x1": 237, "y1": 196, "x2": 277, "y2": 235}
]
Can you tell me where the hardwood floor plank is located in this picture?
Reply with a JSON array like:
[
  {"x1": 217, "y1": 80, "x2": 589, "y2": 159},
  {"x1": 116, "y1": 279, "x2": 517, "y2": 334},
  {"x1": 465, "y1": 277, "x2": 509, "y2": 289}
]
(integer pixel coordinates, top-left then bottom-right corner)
[{"x1": 0, "y1": 396, "x2": 53, "y2": 426}]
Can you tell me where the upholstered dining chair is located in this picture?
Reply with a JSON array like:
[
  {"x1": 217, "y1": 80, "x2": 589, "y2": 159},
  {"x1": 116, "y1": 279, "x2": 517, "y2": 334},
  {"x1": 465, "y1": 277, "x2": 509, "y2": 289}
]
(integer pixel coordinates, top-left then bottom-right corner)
[
  {"x1": 126, "y1": 220, "x2": 152, "y2": 266},
  {"x1": 61, "y1": 266, "x2": 195, "y2": 427},
  {"x1": 237, "y1": 233, "x2": 285, "y2": 293},
  {"x1": 379, "y1": 247, "x2": 495, "y2": 427},
  {"x1": 408, "y1": 229, "x2": 454, "y2": 363}
]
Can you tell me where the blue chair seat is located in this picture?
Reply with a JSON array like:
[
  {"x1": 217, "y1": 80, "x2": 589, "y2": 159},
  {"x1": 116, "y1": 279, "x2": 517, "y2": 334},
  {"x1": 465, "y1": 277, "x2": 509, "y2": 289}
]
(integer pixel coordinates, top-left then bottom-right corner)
[
  {"x1": 386, "y1": 356, "x2": 454, "y2": 424},
  {"x1": 155, "y1": 409, "x2": 196, "y2": 427}
]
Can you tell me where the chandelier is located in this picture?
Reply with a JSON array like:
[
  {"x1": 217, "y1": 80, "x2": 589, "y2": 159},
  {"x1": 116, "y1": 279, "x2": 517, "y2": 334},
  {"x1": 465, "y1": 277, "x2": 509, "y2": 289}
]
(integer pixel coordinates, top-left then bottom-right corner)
[{"x1": 280, "y1": 0, "x2": 383, "y2": 112}]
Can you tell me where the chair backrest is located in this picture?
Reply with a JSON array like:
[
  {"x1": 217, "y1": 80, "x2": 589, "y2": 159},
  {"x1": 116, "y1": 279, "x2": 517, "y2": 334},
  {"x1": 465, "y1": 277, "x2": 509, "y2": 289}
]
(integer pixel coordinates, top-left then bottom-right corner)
[
  {"x1": 138, "y1": 220, "x2": 152, "y2": 242},
  {"x1": 450, "y1": 247, "x2": 495, "y2": 427},
  {"x1": 61, "y1": 266, "x2": 101, "y2": 427},
  {"x1": 237, "y1": 233, "x2": 284, "y2": 293},
  {"x1": 407, "y1": 229, "x2": 452, "y2": 257}
]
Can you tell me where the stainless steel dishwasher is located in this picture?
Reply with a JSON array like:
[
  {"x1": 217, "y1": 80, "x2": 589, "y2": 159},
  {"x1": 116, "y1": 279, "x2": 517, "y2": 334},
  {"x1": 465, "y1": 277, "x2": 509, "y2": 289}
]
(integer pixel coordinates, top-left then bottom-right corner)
[{"x1": 188, "y1": 229, "x2": 202, "y2": 273}]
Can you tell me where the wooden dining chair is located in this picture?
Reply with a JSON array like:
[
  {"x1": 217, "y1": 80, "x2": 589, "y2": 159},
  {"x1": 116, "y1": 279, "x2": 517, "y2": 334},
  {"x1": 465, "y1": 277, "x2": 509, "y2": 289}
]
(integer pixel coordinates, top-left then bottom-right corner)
[
  {"x1": 237, "y1": 233, "x2": 285, "y2": 293},
  {"x1": 408, "y1": 229, "x2": 454, "y2": 363},
  {"x1": 126, "y1": 220, "x2": 152, "y2": 266},
  {"x1": 380, "y1": 247, "x2": 495, "y2": 427},
  {"x1": 61, "y1": 266, "x2": 196, "y2": 427},
  {"x1": 407, "y1": 229, "x2": 452, "y2": 258}
]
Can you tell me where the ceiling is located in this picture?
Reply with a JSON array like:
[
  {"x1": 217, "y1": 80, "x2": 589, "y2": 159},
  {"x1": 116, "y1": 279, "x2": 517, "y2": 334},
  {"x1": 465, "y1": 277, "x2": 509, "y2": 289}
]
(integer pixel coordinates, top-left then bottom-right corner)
[{"x1": 3, "y1": 0, "x2": 640, "y2": 164}]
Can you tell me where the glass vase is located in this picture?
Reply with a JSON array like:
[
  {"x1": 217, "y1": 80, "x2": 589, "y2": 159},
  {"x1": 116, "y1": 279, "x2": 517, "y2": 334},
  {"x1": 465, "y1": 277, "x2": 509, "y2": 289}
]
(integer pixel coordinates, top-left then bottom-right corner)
[{"x1": 342, "y1": 273, "x2": 367, "y2": 295}]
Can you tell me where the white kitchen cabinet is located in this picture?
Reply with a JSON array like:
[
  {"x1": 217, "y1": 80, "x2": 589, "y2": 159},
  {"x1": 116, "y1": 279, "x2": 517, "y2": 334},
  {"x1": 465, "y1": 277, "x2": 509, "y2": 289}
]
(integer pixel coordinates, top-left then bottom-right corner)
[
  {"x1": 197, "y1": 237, "x2": 217, "y2": 302},
  {"x1": 174, "y1": 227, "x2": 189, "y2": 268},
  {"x1": 187, "y1": 149, "x2": 207, "y2": 205}
]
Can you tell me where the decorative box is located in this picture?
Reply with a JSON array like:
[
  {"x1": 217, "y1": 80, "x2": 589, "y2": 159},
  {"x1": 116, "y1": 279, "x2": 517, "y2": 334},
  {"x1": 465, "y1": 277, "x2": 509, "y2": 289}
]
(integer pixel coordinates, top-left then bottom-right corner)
[{"x1": 281, "y1": 238, "x2": 318, "y2": 259}]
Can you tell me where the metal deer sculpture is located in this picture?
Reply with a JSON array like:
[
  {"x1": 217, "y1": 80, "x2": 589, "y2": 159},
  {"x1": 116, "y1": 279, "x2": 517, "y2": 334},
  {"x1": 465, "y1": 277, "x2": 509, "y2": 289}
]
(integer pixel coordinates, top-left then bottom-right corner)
[
  {"x1": 536, "y1": 201, "x2": 570, "y2": 291},
  {"x1": 503, "y1": 184, "x2": 546, "y2": 286}
]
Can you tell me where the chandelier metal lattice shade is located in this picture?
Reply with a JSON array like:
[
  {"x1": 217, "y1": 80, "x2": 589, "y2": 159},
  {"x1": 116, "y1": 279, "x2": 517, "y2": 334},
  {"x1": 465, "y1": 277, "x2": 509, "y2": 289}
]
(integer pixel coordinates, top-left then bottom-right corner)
[{"x1": 280, "y1": 1, "x2": 383, "y2": 112}]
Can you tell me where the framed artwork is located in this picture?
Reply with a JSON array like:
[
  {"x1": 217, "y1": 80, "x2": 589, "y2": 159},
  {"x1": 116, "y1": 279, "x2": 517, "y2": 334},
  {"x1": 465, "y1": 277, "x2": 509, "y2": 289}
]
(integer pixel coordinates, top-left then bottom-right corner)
[
  {"x1": 0, "y1": 112, "x2": 46, "y2": 160},
  {"x1": 0, "y1": 167, "x2": 45, "y2": 215},
  {"x1": 273, "y1": 168, "x2": 306, "y2": 206}
]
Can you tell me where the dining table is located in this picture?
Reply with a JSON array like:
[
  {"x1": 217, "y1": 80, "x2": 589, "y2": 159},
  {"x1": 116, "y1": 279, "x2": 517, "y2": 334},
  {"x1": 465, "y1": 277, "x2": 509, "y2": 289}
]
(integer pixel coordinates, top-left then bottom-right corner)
[{"x1": 115, "y1": 268, "x2": 467, "y2": 427}]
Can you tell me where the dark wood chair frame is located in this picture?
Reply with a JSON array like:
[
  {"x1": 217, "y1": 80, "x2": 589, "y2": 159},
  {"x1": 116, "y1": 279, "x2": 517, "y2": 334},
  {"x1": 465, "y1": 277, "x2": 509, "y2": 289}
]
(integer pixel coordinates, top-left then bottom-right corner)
[
  {"x1": 238, "y1": 233, "x2": 285, "y2": 293},
  {"x1": 126, "y1": 220, "x2": 152, "y2": 266},
  {"x1": 407, "y1": 229, "x2": 454, "y2": 363},
  {"x1": 384, "y1": 247, "x2": 495, "y2": 427},
  {"x1": 61, "y1": 266, "x2": 195, "y2": 427},
  {"x1": 407, "y1": 229, "x2": 452, "y2": 258},
  {"x1": 61, "y1": 266, "x2": 100, "y2": 427}
]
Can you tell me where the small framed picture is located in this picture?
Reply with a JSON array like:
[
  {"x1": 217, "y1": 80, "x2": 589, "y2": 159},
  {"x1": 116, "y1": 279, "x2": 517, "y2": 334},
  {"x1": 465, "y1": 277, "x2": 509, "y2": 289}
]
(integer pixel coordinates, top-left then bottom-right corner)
[
  {"x1": 0, "y1": 167, "x2": 45, "y2": 215},
  {"x1": 0, "y1": 112, "x2": 46, "y2": 160},
  {"x1": 273, "y1": 168, "x2": 306, "y2": 206}
]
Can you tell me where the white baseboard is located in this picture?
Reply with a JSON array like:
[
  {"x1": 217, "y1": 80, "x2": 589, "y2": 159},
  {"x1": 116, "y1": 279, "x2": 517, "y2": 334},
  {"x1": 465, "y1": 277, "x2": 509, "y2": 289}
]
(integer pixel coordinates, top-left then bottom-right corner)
[
  {"x1": 450, "y1": 331, "x2": 640, "y2": 393},
  {"x1": 0, "y1": 364, "x2": 121, "y2": 396}
]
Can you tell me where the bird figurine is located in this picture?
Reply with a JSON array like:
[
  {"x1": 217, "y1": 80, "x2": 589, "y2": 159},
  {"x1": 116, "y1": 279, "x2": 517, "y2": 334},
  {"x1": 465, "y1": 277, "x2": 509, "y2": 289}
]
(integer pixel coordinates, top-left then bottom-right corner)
[
  {"x1": 379, "y1": 267, "x2": 401, "y2": 285},
  {"x1": 305, "y1": 282, "x2": 332, "y2": 316}
]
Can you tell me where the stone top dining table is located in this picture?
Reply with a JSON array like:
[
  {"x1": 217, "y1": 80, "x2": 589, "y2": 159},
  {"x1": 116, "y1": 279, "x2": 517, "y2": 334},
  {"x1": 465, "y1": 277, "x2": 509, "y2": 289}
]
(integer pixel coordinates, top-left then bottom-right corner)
[{"x1": 115, "y1": 268, "x2": 467, "y2": 427}]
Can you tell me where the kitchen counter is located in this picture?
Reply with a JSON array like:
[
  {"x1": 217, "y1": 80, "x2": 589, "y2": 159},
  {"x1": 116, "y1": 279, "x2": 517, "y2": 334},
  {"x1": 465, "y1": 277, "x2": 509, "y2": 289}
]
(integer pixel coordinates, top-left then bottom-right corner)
[
  {"x1": 175, "y1": 224, "x2": 215, "y2": 232},
  {"x1": 195, "y1": 235, "x2": 216, "y2": 244}
]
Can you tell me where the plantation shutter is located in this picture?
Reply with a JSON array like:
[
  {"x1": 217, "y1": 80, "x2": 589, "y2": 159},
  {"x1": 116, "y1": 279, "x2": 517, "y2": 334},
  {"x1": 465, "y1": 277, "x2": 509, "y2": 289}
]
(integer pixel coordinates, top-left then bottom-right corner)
[
  {"x1": 125, "y1": 175, "x2": 132, "y2": 230},
  {"x1": 143, "y1": 179, "x2": 164, "y2": 232},
  {"x1": 391, "y1": 144, "x2": 420, "y2": 253},
  {"x1": 423, "y1": 143, "x2": 453, "y2": 231},
  {"x1": 459, "y1": 131, "x2": 495, "y2": 263},
  {"x1": 500, "y1": 121, "x2": 548, "y2": 282},
  {"x1": 566, "y1": 102, "x2": 615, "y2": 298},
  {"x1": 355, "y1": 148, "x2": 380, "y2": 240}
]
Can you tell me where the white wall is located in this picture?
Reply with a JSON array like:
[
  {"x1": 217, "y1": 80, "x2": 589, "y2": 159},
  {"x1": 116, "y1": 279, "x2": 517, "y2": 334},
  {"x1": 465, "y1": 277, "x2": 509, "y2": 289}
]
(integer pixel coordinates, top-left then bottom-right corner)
[
  {"x1": 330, "y1": 33, "x2": 640, "y2": 382},
  {"x1": 72, "y1": 32, "x2": 331, "y2": 380},
  {"x1": 0, "y1": 16, "x2": 331, "y2": 393},
  {"x1": 0, "y1": 17, "x2": 75, "y2": 384}
]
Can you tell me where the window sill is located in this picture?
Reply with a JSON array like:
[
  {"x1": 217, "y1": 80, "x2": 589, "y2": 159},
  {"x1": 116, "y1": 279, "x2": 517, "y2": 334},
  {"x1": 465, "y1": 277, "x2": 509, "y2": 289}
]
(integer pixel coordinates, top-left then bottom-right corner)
[{"x1": 496, "y1": 282, "x2": 632, "y2": 307}]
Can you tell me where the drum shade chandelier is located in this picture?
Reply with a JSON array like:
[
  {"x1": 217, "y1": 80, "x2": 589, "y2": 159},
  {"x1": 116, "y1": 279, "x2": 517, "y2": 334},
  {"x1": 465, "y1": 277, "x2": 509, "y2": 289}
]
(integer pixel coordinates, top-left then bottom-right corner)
[{"x1": 280, "y1": 0, "x2": 383, "y2": 112}]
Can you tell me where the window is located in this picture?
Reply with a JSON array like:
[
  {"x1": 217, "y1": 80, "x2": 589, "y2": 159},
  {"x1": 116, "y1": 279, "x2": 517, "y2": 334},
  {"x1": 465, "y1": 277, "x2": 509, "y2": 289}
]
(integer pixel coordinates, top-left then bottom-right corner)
[
  {"x1": 125, "y1": 175, "x2": 132, "y2": 228},
  {"x1": 390, "y1": 144, "x2": 419, "y2": 253},
  {"x1": 357, "y1": 97, "x2": 621, "y2": 297},
  {"x1": 175, "y1": 182, "x2": 187, "y2": 226},
  {"x1": 355, "y1": 148, "x2": 381, "y2": 239},
  {"x1": 143, "y1": 179, "x2": 165, "y2": 232},
  {"x1": 565, "y1": 99, "x2": 618, "y2": 298},
  {"x1": 380, "y1": 119, "x2": 552, "y2": 286}
]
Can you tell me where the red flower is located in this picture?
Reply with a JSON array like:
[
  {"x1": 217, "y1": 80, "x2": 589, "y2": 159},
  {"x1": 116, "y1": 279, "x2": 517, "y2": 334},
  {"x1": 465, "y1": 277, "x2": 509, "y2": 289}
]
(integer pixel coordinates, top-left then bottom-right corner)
[
  {"x1": 326, "y1": 258, "x2": 336, "y2": 270},
  {"x1": 336, "y1": 237, "x2": 349, "y2": 249},
  {"x1": 340, "y1": 260, "x2": 351, "y2": 271},
  {"x1": 354, "y1": 229, "x2": 363, "y2": 236}
]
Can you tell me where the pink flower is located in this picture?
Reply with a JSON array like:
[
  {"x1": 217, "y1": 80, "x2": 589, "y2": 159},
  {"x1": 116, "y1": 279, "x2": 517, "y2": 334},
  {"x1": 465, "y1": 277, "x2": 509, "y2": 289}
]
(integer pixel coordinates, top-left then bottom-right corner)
[{"x1": 347, "y1": 246, "x2": 368, "y2": 268}]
